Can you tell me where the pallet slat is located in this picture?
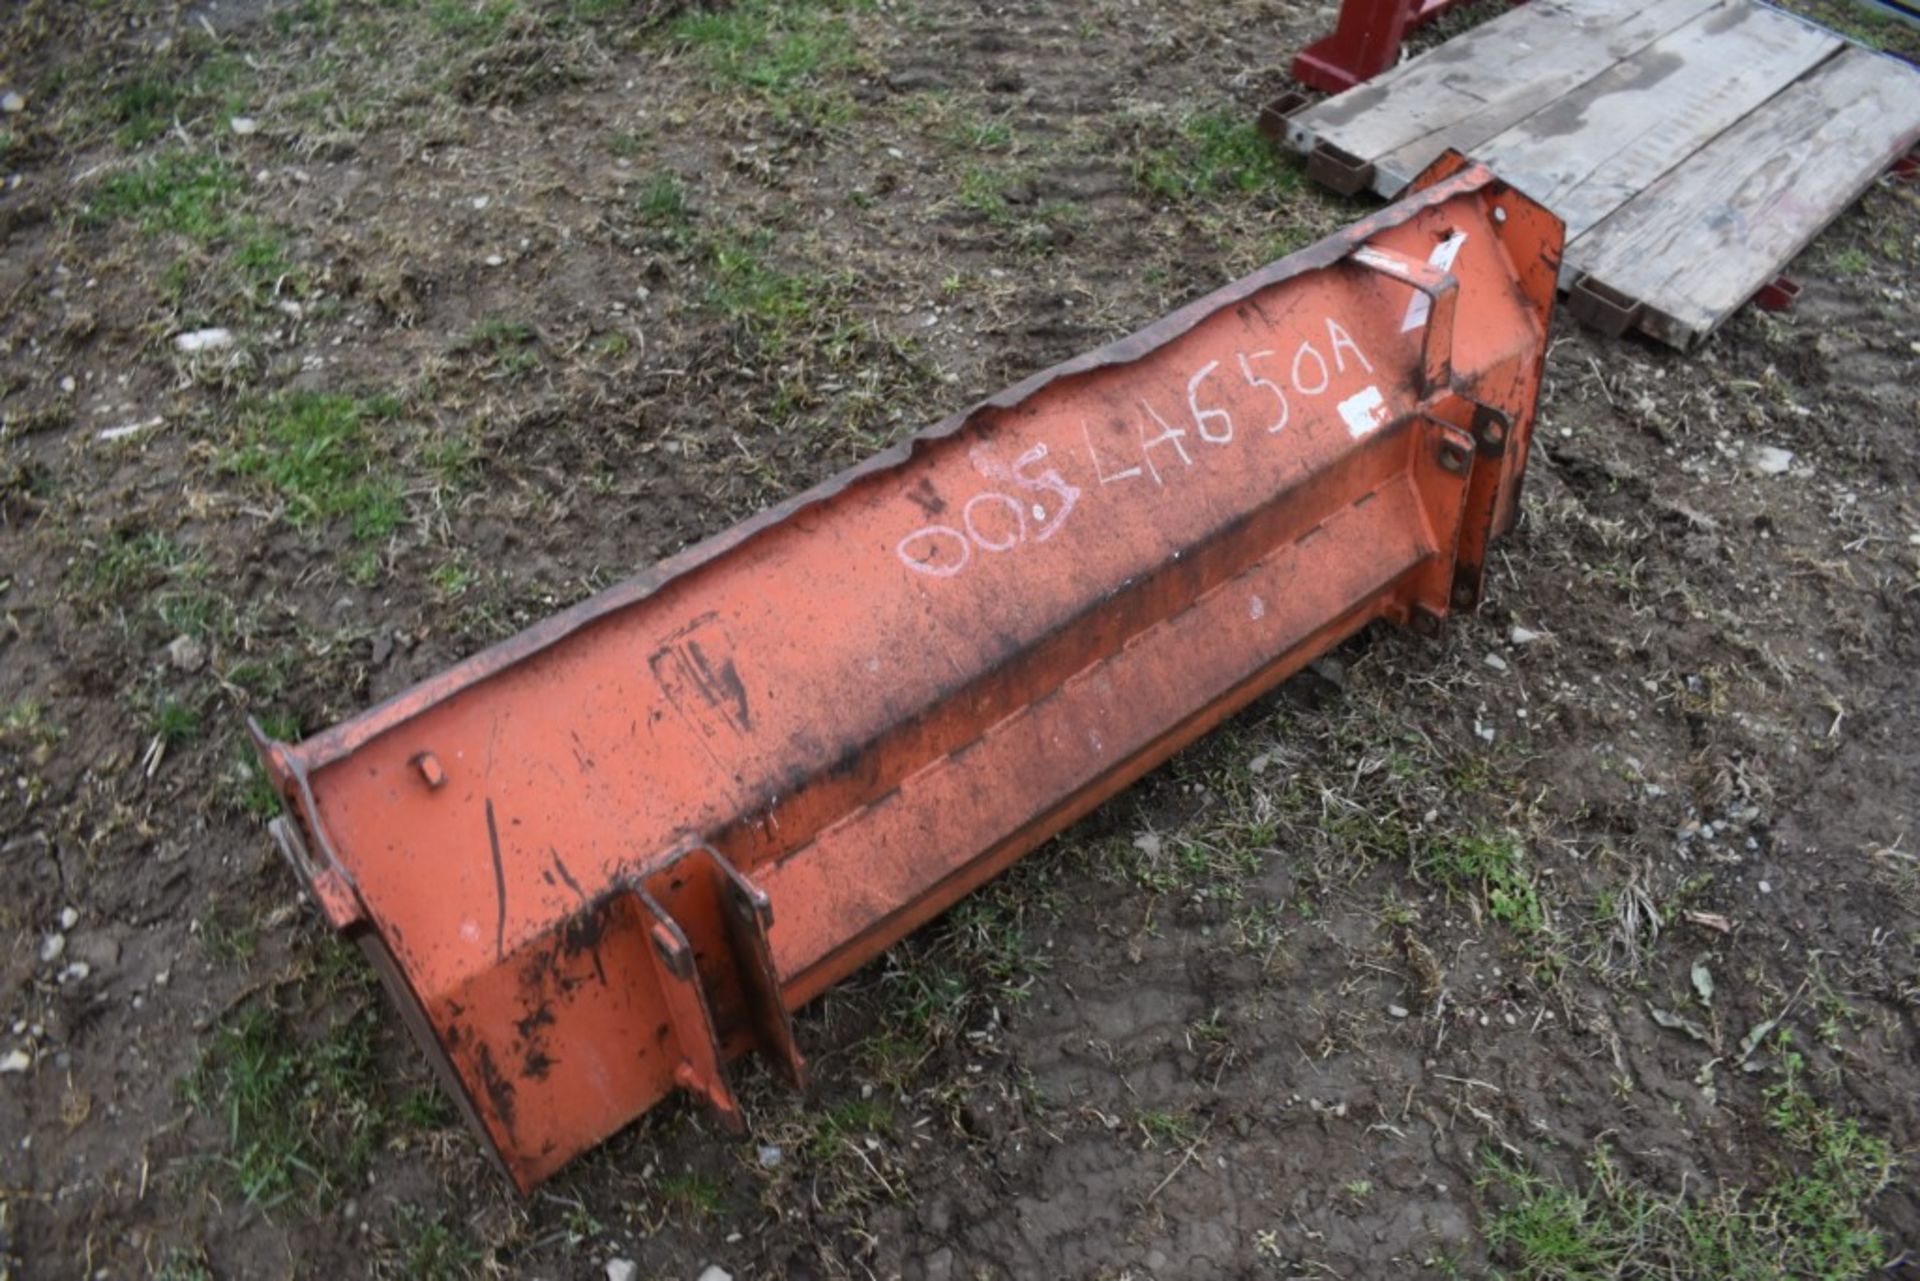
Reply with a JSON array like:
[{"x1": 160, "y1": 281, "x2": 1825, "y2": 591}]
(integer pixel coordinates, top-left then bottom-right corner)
[
  {"x1": 1466, "y1": 3, "x2": 1839, "y2": 240},
  {"x1": 1287, "y1": 0, "x2": 1724, "y2": 196},
  {"x1": 1568, "y1": 46, "x2": 1920, "y2": 348}
]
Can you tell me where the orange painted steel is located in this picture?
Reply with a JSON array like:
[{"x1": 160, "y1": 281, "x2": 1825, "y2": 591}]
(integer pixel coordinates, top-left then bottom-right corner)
[{"x1": 253, "y1": 157, "x2": 1563, "y2": 1191}]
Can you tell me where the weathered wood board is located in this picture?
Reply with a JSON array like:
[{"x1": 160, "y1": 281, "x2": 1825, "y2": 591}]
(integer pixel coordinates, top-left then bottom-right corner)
[
  {"x1": 1282, "y1": 0, "x2": 1920, "y2": 348},
  {"x1": 1569, "y1": 45, "x2": 1920, "y2": 347},
  {"x1": 1463, "y1": 3, "x2": 1839, "y2": 239},
  {"x1": 1285, "y1": 0, "x2": 1728, "y2": 196}
]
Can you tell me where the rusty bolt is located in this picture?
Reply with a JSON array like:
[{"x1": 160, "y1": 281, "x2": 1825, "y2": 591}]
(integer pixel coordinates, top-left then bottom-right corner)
[{"x1": 412, "y1": 751, "x2": 446, "y2": 790}]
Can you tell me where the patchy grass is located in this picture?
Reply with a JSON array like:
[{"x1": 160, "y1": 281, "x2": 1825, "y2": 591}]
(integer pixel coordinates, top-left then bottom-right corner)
[
  {"x1": 392, "y1": 1206, "x2": 485, "y2": 1279},
  {"x1": 224, "y1": 393, "x2": 407, "y2": 541},
  {"x1": 184, "y1": 1003, "x2": 385, "y2": 1206},
  {"x1": 1483, "y1": 1039, "x2": 1895, "y2": 1279},
  {"x1": 705, "y1": 230, "x2": 864, "y2": 371},
  {"x1": 1776, "y1": 0, "x2": 1918, "y2": 56},
  {"x1": 82, "y1": 147, "x2": 307, "y2": 316},
  {"x1": 670, "y1": 0, "x2": 859, "y2": 90},
  {"x1": 1136, "y1": 109, "x2": 1299, "y2": 204},
  {"x1": 81, "y1": 530, "x2": 189, "y2": 601},
  {"x1": 463, "y1": 318, "x2": 542, "y2": 377},
  {"x1": 108, "y1": 73, "x2": 186, "y2": 146},
  {"x1": 83, "y1": 149, "x2": 243, "y2": 238},
  {"x1": 228, "y1": 710, "x2": 300, "y2": 819},
  {"x1": 957, "y1": 163, "x2": 1018, "y2": 225},
  {"x1": 951, "y1": 115, "x2": 1014, "y2": 151},
  {"x1": 1419, "y1": 830, "x2": 1549, "y2": 936},
  {"x1": 669, "y1": 0, "x2": 864, "y2": 124},
  {"x1": 1828, "y1": 246, "x2": 1871, "y2": 276},
  {"x1": 658, "y1": 1171, "x2": 725, "y2": 1217},
  {"x1": 428, "y1": 0, "x2": 522, "y2": 44},
  {"x1": 147, "y1": 693, "x2": 203, "y2": 746},
  {"x1": 226, "y1": 228, "x2": 304, "y2": 301},
  {"x1": 801, "y1": 1097, "x2": 894, "y2": 1161}
]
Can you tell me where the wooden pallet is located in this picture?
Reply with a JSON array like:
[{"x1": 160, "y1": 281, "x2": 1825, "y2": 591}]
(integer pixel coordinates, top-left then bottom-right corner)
[{"x1": 1280, "y1": 0, "x2": 1920, "y2": 349}]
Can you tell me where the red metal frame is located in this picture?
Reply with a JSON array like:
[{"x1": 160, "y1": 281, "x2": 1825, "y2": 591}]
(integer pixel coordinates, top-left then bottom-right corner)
[
  {"x1": 1292, "y1": 0, "x2": 1508, "y2": 95},
  {"x1": 1752, "y1": 276, "x2": 1801, "y2": 313}
]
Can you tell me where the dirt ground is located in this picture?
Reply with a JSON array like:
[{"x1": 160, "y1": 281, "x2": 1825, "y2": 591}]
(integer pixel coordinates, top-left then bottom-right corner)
[{"x1": 3, "y1": 1, "x2": 1920, "y2": 1277}]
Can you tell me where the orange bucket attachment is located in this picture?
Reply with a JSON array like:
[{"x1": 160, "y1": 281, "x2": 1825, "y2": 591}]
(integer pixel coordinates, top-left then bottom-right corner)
[{"x1": 254, "y1": 156, "x2": 1562, "y2": 1191}]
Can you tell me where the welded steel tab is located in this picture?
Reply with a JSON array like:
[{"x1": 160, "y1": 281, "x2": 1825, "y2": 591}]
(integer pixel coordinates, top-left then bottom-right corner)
[{"x1": 253, "y1": 157, "x2": 1563, "y2": 1191}]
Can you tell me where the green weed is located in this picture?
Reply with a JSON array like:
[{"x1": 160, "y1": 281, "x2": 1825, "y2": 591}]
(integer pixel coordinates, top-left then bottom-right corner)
[
  {"x1": 671, "y1": 0, "x2": 857, "y2": 91},
  {"x1": 803, "y1": 1098, "x2": 893, "y2": 1160},
  {"x1": 428, "y1": 0, "x2": 522, "y2": 43},
  {"x1": 155, "y1": 1248, "x2": 215, "y2": 1281},
  {"x1": 225, "y1": 393, "x2": 406, "y2": 540},
  {"x1": 1, "y1": 699, "x2": 63, "y2": 757},
  {"x1": 1483, "y1": 1039, "x2": 1894, "y2": 1278},
  {"x1": 84, "y1": 150, "x2": 242, "y2": 238},
  {"x1": 638, "y1": 172, "x2": 689, "y2": 223},
  {"x1": 669, "y1": 0, "x2": 863, "y2": 125},
  {"x1": 658, "y1": 1171, "x2": 725, "y2": 1216},
  {"x1": 1420, "y1": 831, "x2": 1547, "y2": 935},
  {"x1": 395, "y1": 1206, "x2": 485, "y2": 1278},
  {"x1": 199, "y1": 911, "x2": 259, "y2": 966},
  {"x1": 398, "y1": 1086, "x2": 457, "y2": 1131},
  {"x1": 185, "y1": 1002, "x2": 387, "y2": 1206},
  {"x1": 428, "y1": 559, "x2": 479, "y2": 598},
  {"x1": 465, "y1": 318, "x2": 541, "y2": 376},
  {"x1": 83, "y1": 530, "x2": 186, "y2": 599},
  {"x1": 1137, "y1": 110, "x2": 1298, "y2": 204},
  {"x1": 952, "y1": 117, "x2": 1014, "y2": 151},
  {"x1": 148, "y1": 694, "x2": 202, "y2": 746},
  {"x1": 109, "y1": 74, "x2": 184, "y2": 146},
  {"x1": 1135, "y1": 1108, "x2": 1202, "y2": 1149},
  {"x1": 707, "y1": 232, "x2": 855, "y2": 362},
  {"x1": 229, "y1": 229, "x2": 303, "y2": 300},
  {"x1": 1828, "y1": 246, "x2": 1871, "y2": 276}
]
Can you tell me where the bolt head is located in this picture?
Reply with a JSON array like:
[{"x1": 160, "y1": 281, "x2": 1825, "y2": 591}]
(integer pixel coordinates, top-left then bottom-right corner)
[{"x1": 412, "y1": 752, "x2": 446, "y2": 789}]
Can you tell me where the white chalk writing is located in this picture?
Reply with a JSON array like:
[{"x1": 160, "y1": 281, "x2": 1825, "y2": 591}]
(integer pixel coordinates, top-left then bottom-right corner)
[{"x1": 897, "y1": 311, "x2": 1383, "y2": 580}]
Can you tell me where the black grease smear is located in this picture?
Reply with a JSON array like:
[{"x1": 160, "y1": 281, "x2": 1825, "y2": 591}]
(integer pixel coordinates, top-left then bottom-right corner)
[
  {"x1": 485, "y1": 797, "x2": 508, "y2": 960},
  {"x1": 550, "y1": 847, "x2": 586, "y2": 901}
]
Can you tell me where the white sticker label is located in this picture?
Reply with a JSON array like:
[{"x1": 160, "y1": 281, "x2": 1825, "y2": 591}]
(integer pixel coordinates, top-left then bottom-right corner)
[
  {"x1": 1339, "y1": 385, "x2": 1389, "y2": 438},
  {"x1": 1400, "y1": 231, "x2": 1468, "y2": 332}
]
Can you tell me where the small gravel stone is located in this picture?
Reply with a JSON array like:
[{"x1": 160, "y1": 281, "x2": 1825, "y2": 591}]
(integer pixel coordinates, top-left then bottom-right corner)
[
  {"x1": 696, "y1": 1268, "x2": 734, "y2": 1281},
  {"x1": 1751, "y1": 445, "x2": 1794, "y2": 476},
  {"x1": 1509, "y1": 625, "x2": 1541, "y2": 645},
  {"x1": 1, "y1": 91, "x2": 23, "y2": 115},
  {"x1": 1387, "y1": 1004, "x2": 1410, "y2": 1019},
  {"x1": 167, "y1": 634, "x2": 208, "y2": 672},
  {"x1": 39, "y1": 935, "x2": 65, "y2": 964},
  {"x1": 604, "y1": 1260, "x2": 637, "y2": 1281},
  {"x1": 173, "y1": 327, "x2": 235, "y2": 354},
  {"x1": 59, "y1": 907, "x2": 79, "y2": 930},
  {"x1": 0, "y1": 1049, "x2": 30, "y2": 1074},
  {"x1": 1484, "y1": 652, "x2": 1509, "y2": 672},
  {"x1": 229, "y1": 116, "x2": 260, "y2": 135}
]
